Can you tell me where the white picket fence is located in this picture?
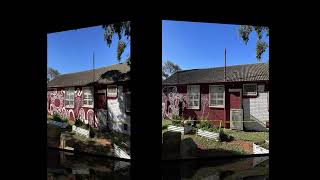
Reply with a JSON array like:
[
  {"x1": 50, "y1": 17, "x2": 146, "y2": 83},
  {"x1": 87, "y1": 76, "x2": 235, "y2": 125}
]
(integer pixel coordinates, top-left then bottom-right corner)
[
  {"x1": 253, "y1": 143, "x2": 269, "y2": 154},
  {"x1": 167, "y1": 124, "x2": 195, "y2": 135},
  {"x1": 114, "y1": 144, "x2": 130, "y2": 159},
  {"x1": 197, "y1": 129, "x2": 219, "y2": 140},
  {"x1": 72, "y1": 125, "x2": 89, "y2": 138},
  {"x1": 47, "y1": 120, "x2": 68, "y2": 128}
]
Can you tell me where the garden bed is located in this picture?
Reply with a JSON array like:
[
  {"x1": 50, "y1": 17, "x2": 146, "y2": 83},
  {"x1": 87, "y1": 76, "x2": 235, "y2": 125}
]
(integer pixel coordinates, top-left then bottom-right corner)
[
  {"x1": 197, "y1": 129, "x2": 219, "y2": 140},
  {"x1": 72, "y1": 125, "x2": 89, "y2": 138},
  {"x1": 47, "y1": 120, "x2": 68, "y2": 129},
  {"x1": 168, "y1": 125, "x2": 192, "y2": 135}
]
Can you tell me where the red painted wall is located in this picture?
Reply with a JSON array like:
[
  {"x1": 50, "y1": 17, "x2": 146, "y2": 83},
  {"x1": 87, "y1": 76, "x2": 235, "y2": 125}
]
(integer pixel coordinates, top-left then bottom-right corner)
[
  {"x1": 47, "y1": 87, "x2": 96, "y2": 127},
  {"x1": 162, "y1": 82, "x2": 268, "y2": 128}
]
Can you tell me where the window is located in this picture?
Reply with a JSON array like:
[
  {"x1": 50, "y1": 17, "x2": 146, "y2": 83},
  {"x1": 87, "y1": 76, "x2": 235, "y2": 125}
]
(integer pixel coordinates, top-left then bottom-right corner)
[
  {"x1": 209, "y1": 85, "x2": 225, "y2": 108},
  {"x1": 187, "y1": 85, "x2": 200, "y2": 109},
  {"x1": 64, "y1": 88, "x2": 74, "y2": 108},
  {"x1": 243, "y1": 84, "x2": 257, "y2": 96},
  {"x1": 83, "y1": 87, "x2": 93, "y2": 107},
  {"x1": 125, "y1": 92, "x2": 131, "y2": 113},
  {"x1": 107, "y1": 85, "x2": 117, "y2": 97}
]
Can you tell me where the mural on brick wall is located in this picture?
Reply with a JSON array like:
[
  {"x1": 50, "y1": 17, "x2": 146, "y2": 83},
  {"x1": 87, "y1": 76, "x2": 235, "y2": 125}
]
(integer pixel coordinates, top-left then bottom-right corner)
[
  {"x1": 47, "y1": 88, "x2": 98, "y2": 128},
  {"x1": 162, "y1": 86, "x2": 186, "y2": 119}
]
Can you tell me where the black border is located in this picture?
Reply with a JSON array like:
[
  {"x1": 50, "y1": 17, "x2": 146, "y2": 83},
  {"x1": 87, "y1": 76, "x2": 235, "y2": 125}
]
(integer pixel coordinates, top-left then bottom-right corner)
[{"x1": 5, "y1": 12, "x2": 306, "y2": 179}]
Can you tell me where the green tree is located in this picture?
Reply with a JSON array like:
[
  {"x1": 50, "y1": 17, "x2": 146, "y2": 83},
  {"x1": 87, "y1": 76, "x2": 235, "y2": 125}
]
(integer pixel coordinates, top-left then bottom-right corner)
[
  {"x1": 102, "y1": 21, "x2": 130, "y2": 62},
  {"x1": 162, "y1": 60, "x2": 182, "y2": 79},
  {"x1": 47, "y1": 67, "x2": 60, "y2": 82},
  {"x1": 238, "y1": 25, "x2": 269, "y2": 61}
]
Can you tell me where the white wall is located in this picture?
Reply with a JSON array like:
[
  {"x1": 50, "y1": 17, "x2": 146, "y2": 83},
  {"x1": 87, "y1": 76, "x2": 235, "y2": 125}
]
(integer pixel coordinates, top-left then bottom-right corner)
[
  {"x1": 107, "y1": 86, "x2": 130, "y2": 135},
  {"x1": 243, "y1": 84, "x2": 269, "y2": 131}
]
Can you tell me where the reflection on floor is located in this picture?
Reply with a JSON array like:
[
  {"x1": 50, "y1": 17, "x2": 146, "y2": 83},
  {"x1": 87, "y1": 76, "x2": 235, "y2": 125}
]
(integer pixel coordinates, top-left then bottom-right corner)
[
  {"x1": 47, "y1": 148, "x2": 130, "y2": 179},
  {"x1": 48, "y1": 148, "x2": 268, "y2": 179},
  {"x1": 162, "y1": 156, "x2": 269, "y2": 180}
]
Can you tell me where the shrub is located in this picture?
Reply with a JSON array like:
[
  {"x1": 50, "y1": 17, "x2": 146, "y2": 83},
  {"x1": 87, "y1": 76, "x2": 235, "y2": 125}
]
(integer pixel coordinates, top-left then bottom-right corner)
[
  {"x1": 74, "y1": 119, "x2": 89, "y2": 130},
  {"x1": 89, "y1": 126, "x2": 95, "y2": 138},
  {"x1": 219, "y1": 129, "x2": 234, "y2": 142},
  {"x1": 189, "y1": 127, "x2": 197, "y2": 135},
  {"x1": 172, "y1": 120, "x2": 183, "y2": 127},
  {"x1": 52, "y1": 113, "x2": 63, "y2": 122},
  {"x1": 198, "y1": 120, "x2": 219, "y2": 133}
]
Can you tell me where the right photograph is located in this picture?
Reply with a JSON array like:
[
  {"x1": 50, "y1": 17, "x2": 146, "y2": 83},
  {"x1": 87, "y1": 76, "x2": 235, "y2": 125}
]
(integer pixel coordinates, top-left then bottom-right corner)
[{"x1": 162, "y1": 20, "x2": 269, "y2": 159}]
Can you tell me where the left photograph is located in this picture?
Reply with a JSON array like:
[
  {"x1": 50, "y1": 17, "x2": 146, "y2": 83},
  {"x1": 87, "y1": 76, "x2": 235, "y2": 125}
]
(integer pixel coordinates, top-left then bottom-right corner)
[{"x1": 47, "y1": 22, "x2": 131, "y2": 159}]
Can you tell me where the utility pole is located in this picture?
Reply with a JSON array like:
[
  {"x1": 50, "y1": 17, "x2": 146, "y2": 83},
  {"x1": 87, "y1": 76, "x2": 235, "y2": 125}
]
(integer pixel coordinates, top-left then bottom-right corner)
[{"x1": 224, "y1": 48, "x2": 227, "y2": 129}]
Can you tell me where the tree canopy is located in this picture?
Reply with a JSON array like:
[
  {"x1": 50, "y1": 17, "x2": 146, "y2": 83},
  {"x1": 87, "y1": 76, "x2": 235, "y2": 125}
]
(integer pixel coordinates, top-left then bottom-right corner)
[
  {"x1": 47, "y1": 67, "x2": 60, "y2": 82},
  {"x1": 162, "y1": 60, "x2": 182, "y2": 80},
  {"x1": 102, "y1": 22, "x2": 130, "y2": 62},
  {"x1": 239, "y1": 25, "x2": 269, "y2": 61}
]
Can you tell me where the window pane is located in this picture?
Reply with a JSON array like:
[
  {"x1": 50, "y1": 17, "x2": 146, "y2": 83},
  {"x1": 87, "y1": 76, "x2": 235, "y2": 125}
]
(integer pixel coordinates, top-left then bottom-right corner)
[
  {"x1": 194, "y1": 95, "x2": 198, "y2": 99},
  {"x1": 189, "y1": 96, "x2": 193, "y2": 100},
  {"x1": 218, "y1": 100, "x2": 224, "y2": 105},
  {"x1": 188, "y1": 101, "x2": 193, "y2": 107},
  {"x1": 194, "y1": 101, "x2": 198, "y2": 107},
  {"x1": 218, "y1": 93, "x2": 223, "y2": 98}
]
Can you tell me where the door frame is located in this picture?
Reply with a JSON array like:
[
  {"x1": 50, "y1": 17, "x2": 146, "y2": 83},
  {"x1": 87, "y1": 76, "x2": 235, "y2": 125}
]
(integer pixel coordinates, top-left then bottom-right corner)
[{"x1": 228, "y1": 88, "x2": 243, "y2": 130}]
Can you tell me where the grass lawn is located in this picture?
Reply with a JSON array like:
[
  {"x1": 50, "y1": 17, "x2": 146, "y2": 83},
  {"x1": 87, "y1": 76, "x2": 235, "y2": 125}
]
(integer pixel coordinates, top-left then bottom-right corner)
[
  {"x1": 183, "y1": 134, "x2": 247, "y2": 155},
  {"x1": 223, "y1": 129, "x2": 269, "y2": 143}
]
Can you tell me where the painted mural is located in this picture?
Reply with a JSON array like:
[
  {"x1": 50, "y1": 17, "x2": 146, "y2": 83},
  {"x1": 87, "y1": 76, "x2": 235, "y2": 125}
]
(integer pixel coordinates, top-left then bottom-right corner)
[
  {"x1": 162, "y1": 86, "x2": 186, "y2": 119},
  {"x1": 47, "y1": 88, "x2": 98, "y2": 128}
]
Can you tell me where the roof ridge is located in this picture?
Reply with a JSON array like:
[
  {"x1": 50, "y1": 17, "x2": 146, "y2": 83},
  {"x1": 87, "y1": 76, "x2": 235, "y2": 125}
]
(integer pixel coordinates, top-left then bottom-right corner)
[
  {"x1": 56, "y1": 62, "x2": 127, "y2": 77},
  {"x1": 175, "y1": 62, "x2": 267, "y2": 73}
]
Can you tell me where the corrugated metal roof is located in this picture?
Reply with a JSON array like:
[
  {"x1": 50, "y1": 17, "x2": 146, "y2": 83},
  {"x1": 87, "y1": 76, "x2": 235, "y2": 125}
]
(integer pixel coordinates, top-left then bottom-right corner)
[
  {"x1": 48, "y1": 60, "x2": 130, "y2": 88},
  {"x1": 163, "y1": 63, "x2": 269, "y2": 85}
]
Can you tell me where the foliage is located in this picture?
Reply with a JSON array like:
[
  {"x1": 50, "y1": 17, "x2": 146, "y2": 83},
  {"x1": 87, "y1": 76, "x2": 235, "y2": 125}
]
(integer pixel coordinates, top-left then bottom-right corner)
[
  {"x1": 102, "y1": 22, "x2": 130, "y2": 62},
  {"x1": 197, "y1": 120, "x2": 219, "y2": 133},
  {"x1": 47, "y1": 67, "x2": 60, "y2": 82},
  {"x1": 162, "y1": 60, "x2": 182, "y2": 79},
  {"x1": 239, "y1": 25, "x2": 269, "y2": 61},
  {"x1": 74, "y1": 119, "x2": 89, "y2": 130},
  {"x1": 219, "y1": 129, "x2": 234, "y2": 142},
  {"x1": 52, "y1": 113, "x2": 67, "y2": 123},
  {"x1": 223, "y1": 129, "x2": 269, "y2": 143},
  {"x1": 162, "y1": 119, "x2": 172, "y2": 130}
]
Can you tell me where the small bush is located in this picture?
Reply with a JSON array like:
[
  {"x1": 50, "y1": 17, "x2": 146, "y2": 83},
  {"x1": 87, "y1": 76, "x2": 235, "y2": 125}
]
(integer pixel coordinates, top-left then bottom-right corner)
[
  {"x1": 89, "y1": 126, "x2": 95, "y2": 138},
  {"x1": 172, "y1": 120, "x2": 183, "y2": 127},
  {"x1": 52, "y1": 113, "x2": 63, "y2": 122},
  {"x1": 162, "y1": 124, "x2": 168, "y2": 130},
  {"x1": 189, "y1": 127, "x2": 197, "y2": 135},
  {"x1": 197, "y1": 120, "x2": 219, "y2": 132},
  {"x1": 74, "y1": 119, "x2": 89, "y2": 130},
  {"x1": 219, "y1": 129, "x2": 234, "y2": 142}
]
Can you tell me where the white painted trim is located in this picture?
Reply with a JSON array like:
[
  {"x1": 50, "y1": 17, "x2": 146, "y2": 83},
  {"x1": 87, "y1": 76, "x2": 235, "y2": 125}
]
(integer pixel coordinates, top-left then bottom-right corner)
[
  {"x1": 187, "y1": 85, "x2": 200, "y2": 110},
  {"x1": 243, "y1": 83, "x2": 258, "y2": 96},
  {"x1": 82, "y1": 86, "x2": 94, "y2": 107},
  {"x1": 209, "y1": 85, "x2": 225, "y2": 108},
  {"x1": 107, "y1": 85, "x2": 117, "y2": 97},
  {"x1": 64, "y1": 87, "x2": 75, "y2": 108}
]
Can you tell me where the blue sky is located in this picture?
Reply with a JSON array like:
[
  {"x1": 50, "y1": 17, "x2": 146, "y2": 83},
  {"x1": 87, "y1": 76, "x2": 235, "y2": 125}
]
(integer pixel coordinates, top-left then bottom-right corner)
[
  {"x1": 47, "y1": 25, "x2": 130, "y2": 74},
  {"x1": 162, "y1": 20, "x2": 269, "y2": 70}
]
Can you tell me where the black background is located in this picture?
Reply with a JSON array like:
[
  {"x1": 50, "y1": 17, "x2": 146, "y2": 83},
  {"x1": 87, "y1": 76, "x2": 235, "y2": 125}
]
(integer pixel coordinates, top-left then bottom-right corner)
[{"x1": 2, "y1": 7, "x2": 316, "y2": 179}]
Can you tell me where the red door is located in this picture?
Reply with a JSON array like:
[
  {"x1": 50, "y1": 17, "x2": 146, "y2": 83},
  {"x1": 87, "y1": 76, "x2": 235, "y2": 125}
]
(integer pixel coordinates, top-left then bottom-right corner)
[
  {"x1": 97, "y1": 93, "x2": 107, "y2": 109},
  {"x1": 228, "y1": 90, "x2": 242, "y2": 130},
  {"x1": 229, "y1": 91, "x2": 241, "y2": 109}
]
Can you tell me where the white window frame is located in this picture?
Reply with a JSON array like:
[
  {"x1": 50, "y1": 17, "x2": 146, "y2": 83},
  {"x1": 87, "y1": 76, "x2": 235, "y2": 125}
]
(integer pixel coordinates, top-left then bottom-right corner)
[
  {"x1": 82, "y1": 87, "x2": 94, "y2": 108},
  {"x1": 209, "y1": 85, "x2": 225, "y2": 108},
  {"x1": 125, "y1": 92, "x2": 131, "y2": 113},
  {"x1": 187, "y1": 85, "x2": 200, "y2": 110},
  {"x1": 64, "y1": 87, "x2": 75, "y2": 108},
  {"x1": 107, "y1": 85, "x2": 117, "y2": 97},
  {"x1": 243, "y1": 84, "x2": 258, "y2": 96}
]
